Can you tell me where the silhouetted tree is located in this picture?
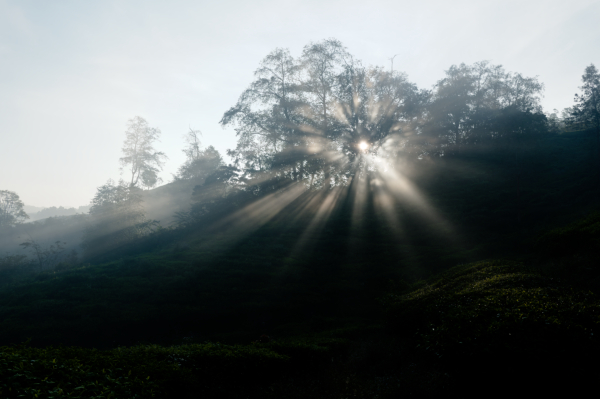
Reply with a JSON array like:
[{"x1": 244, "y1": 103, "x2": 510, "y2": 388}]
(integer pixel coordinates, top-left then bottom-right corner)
[
  {"x1": 0, "y1": 190, "x2": 29, "y2": 227},
  {"x1": 221, "y1": 47, "x2": 304, "y2": 181},
  {"x1": 301, "y1": 39, "x2": 349, "y2": 132},
  {"x1": 120, "y1": 116, "x2": 167, "y2": 188},
  {"x1": 82, "y1": 180, "x2": 157, "y2": 259},
  {"x1": 571, "y1": 64, "x2": 600, "y2": 183},
  {"x1": 423, "y1": 62, "x2": 544, "y2": 156},
  {"x1": 221, "y1": 40, "x2": 426, "y2": 188},
  {"x1": 546, "y1": 109, "x2": 564, "y2": 135},
  {"x1": 175, "y1": 128, "x2": 224, "y2": 181},
  {"x1": 19, "y1": 236, "x2": 66, "y2": 271},
  {"x1": 495, "y1": 106, "x2": 548, "y2": 223},
  {"x1": 140, "y1": 169, "x2": 160, "y2": 190}
]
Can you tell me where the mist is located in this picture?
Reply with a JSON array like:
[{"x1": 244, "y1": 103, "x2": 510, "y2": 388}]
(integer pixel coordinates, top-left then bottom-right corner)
[{"x1": 1, "y1": 2, "x2": 600, "y2": 397}]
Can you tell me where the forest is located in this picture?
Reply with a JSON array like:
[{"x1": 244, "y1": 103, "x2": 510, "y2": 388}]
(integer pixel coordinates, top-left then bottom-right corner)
[{"x1": 1, "y1": 39, "x2": 600, "y2": 397}]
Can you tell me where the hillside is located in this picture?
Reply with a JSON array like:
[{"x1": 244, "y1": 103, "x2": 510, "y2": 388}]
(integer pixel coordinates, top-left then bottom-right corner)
[
  {"x1": 140, "y1": 178, "x2": 201, "y2": 226},
  {"x1": 2, "y1": 241, "x2": 600, "y2": 397},
  {"x1": 1, "y1": 128, "x2": 600, "y2": 396}
]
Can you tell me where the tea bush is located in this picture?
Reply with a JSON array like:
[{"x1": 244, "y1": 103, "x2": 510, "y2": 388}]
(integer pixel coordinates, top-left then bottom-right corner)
[
  {"x1": 385, "y1": 260, "x2": 600, "y2": 369},
  {"x1": 536, "y1": 210, "x2": 600, "y2": 256},
  {"x1": 0, "y1": 342, "x2": 288, "y2": 398}
]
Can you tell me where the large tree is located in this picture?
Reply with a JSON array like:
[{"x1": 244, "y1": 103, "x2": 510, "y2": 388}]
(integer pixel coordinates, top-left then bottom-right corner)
[
  {"x1": 0, "y1": 190, "x2": 29, "y2": 227},
  {"x1": 119, "y1": 116, "x2": 167, "y2": 188},
  {"x1": 221, "y1": 40, "x2": 426, "y2": 188}
]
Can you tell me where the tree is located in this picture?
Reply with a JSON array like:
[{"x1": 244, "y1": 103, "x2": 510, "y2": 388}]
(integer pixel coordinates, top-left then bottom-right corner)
[
  {"x1": 174, "y1": 128, "x2": 224, "y2": 181},
  {"x1": 0, "y1": 190, "x2": 29, "y2": 227},
  {"x1": 173, "y1": 164, "x2": 240, "y2": 229},
  {"x1": 82, "y1": 180, "x2": 157, "y2": 259},
  {"x1": 546, "y1": 109, "x2": 564, "y2": 134},
  {"x1": 571, "y1": 64, "x2": 600, "y2": 181},
  {"x1": 120, "y1": 116, "x2": 168, "y2": 188},
  {"x1": 221, "y1": 47, "x2": 304, "y2": 178},
  {"x1": 140, "y1": 169, "x2": 160, "y2": 191},
  {"x1": 332, "y1": 63, "x2": 425, "y2": 155},
  {"x1": 423, "y1": 62, "x2": 544, "y2": 155},
  {"x1": 221, "y1": 40, "x2": 550, "y2": 195},
  {"x1": 221, "y1": 40, "x2": 426, "y2": 188},
  {"x1": 493, "y1": 106, "x2": 548, "y2": 223},
  {"x1": 19, "y1": 236, "x2": 66, "y2": 271},
  {"x1": 183, "y1": 128, "x2": 203, "y2": 161},
  {"x1": 426, "y1": 63, "x2": 476, "y2": 152},
  {"x1": 301, "y1": 39, "x2": 349, "y2": 133}
]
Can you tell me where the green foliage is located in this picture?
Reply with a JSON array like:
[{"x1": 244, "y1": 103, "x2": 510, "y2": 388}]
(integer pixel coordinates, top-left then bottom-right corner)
[
  {"x1": 0, "y1": 338, "x2": 363, "y2": 398},
  {"x1": 175, "y1": 142, "x2": 224, "y2": 182},
  {"x1": 0, "y1": 254, "x2": 31, "y2": 287},
  {"x1": 0, "y1": 190, "x2": 29, "y2": 227},
  {"x1": 20, "y1": 238, "x2": 67, "y2": 271},
  {"x1": 536, "y1": 210, "x2": 600, "y2": 256},
  {"x1": 258, "y1": 337, "x2": 350, "y2": 368},
  {"x1": 0, "y1": 342, "x2": 288, "y2": 398},
  {"x1": 2, "y1": 127, "x2": 600, "y2": 395},
  {"x1": 385, "y1": 260, "x2": 600, "y2": 366},
  {"x1": 569, "y1": 64, "x2": 600, "y2": 132},
  {"x1": 83, "y1": 181, "x2": 159, "y2": 261},
  {"x1": 0, "y1": 238, "x2": 385, "y2": 349}
]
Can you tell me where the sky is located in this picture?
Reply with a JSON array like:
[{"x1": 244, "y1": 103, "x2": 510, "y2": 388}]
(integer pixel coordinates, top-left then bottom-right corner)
[{"x1": 1, "y1": 0, "x2": 599, "y2": 208}]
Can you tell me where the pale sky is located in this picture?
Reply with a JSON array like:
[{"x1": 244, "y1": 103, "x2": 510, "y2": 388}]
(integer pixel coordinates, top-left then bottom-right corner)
[{"x1": 1, "y1": 0, "x2": 599, "y2": 208}]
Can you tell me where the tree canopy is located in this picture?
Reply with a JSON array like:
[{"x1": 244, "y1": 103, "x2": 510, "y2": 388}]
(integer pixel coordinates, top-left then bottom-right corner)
[
  {"x1": 0, "y1": 190, "x2": 29, "y2": 227},
  {"x1": 571, "y1": 64, "x2": 600, "y2": 131},
  {"x1": 571, "y1": 64, "x2": 600, "y2": 175},
  {"x1": 221, "y1": 40, "x2": 547, "y2": 190},
  {"x1": 174, "y1": 128, "x2": 224, "y2": 182}
]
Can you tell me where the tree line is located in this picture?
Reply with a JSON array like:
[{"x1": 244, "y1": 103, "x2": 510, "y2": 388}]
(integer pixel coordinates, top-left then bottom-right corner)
[
  {"x1": 221, "y1": 40, "x2": 549, "y2": 187},
  {"x1": 1, "y1": 38, "x2": 600, "y2": 268}
]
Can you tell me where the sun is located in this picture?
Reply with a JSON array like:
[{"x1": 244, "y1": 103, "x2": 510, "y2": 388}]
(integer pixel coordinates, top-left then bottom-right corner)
[{"x1": 358, "y1": 141, "x2": 369, "y2": 151}]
